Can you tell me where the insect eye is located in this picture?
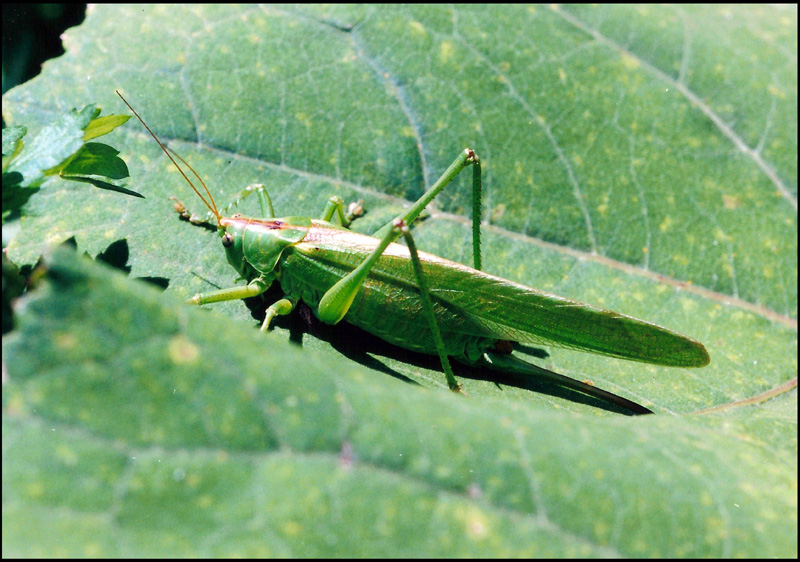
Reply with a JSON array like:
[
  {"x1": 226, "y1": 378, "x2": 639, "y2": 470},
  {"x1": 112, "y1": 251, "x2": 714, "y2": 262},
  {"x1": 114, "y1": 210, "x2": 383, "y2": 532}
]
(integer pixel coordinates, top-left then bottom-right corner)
[{"x1": 222, "y1": 233, "x2": 234, "y2": 247}]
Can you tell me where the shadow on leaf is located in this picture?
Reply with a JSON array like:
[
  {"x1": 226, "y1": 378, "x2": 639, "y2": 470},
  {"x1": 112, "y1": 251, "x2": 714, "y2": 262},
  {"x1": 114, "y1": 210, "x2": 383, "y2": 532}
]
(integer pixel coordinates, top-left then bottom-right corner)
[{"x1": 241, "y1": 290, "x2": 645, "y2": 415}]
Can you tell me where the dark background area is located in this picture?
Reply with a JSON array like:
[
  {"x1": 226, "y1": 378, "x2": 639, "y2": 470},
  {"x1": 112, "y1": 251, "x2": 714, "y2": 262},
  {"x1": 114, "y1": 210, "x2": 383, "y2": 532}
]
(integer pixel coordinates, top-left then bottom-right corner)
[
  {"x1": 2, "y1": 4, "x2": 86, "y2": 95},
  {"x1": 2, "y1": 4, "x2": 86, "y2": 332}
]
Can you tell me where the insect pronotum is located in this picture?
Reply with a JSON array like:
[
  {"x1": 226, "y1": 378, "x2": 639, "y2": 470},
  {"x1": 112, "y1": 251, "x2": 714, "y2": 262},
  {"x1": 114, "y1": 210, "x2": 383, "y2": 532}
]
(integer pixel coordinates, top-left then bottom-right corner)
[{"x1": 117, "y1": 91, "x2": 709, "y2": 415}]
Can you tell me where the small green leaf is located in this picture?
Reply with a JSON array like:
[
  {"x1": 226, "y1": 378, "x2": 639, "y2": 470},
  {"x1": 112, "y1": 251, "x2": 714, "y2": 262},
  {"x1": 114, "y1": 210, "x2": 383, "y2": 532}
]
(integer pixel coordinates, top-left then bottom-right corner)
[
  {"x1": 1, "y1": 105, "x2": 137, "y2": 220},
  {"x1": 83, "y1": 114, "x2": 131, "y2": 141},
  {"x1": 11, "y1": 104, "x2": 97, "y2": 186},
  {"x1": 60, "y1": 142, "x2": 128, "y2": 180},
  {"x1": 58, "y1": 142, "x2": 140, "y2": 198}
]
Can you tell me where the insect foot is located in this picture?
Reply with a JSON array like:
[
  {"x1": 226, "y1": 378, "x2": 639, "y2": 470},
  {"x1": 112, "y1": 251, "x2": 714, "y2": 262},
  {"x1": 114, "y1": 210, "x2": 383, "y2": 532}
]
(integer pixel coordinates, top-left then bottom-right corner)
[
  {"x1": 347, "y1": 199, "x2": 365, "y2": 222},
  {"x1": 170, "y1": 196, "x2": 190, "y2": 219}
]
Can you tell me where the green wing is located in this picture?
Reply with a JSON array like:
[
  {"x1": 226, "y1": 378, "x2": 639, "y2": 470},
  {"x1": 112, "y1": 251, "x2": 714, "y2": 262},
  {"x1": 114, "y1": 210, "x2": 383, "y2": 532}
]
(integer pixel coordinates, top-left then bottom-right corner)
[
  {"x1": 421, "y1": 256, "x2": 710, "y2": 368},
  {"x1": 296, "y1": 227, "x2": 709, "y2": 368}
]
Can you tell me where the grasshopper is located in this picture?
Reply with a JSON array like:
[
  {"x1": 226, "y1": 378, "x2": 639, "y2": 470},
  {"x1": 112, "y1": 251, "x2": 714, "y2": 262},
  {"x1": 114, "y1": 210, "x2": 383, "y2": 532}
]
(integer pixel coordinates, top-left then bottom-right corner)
[{"x1": 117, "y1": 91, "x2": 709, "y2": 414}]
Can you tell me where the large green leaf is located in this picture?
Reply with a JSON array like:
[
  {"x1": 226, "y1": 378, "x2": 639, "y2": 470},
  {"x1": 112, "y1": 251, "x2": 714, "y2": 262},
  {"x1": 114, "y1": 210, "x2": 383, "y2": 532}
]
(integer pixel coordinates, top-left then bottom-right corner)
[
  {"x1": 3, "y1": 248, "x2": 796, "y2": 557},
  {"x1": 2, "y1": 5, "x2": 796, "y2": 556}
]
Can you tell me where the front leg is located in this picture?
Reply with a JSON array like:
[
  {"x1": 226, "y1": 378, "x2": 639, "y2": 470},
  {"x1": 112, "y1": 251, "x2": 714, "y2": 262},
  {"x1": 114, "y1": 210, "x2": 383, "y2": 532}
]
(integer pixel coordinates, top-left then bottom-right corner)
[{"x1": 187, "y1": 277, "x2": 272, "y2": 305}]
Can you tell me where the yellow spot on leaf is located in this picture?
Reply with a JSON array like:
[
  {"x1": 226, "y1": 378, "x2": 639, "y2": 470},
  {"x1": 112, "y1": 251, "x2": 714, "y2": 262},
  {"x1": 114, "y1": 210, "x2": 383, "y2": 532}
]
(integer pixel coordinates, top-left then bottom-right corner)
[
  {"x1": 621, "y1": 53, "x2": 641, "y2": 70},
  {"x1": 672, "y1": 254, "x2": 690, "y2": 266},
  {"x1": 6, "y1": 392, "x2": 25, "y2": 414},
  {"x1": 439, "y1": 40, "x2": 455, "y2": 63},
  {"x1": 659, "y1": 216, "x2": 673, "y2": 232},
  {"x1": 680, "y1": 297, "x2": 699, "y2": 313},
  {"x1": 594, "y1": 519, "x2": 611, "y2": 539},
  {"x1": 282, "y1": 520, "x2": 303, "y2": 536},
  {"x1": 558, "y1": 67, "x2": 567, "y2": 83},
  {"x1": 761, "y1": 238, "x2": 779, "y2": 252},
  {"x1": 26, "y1": 481, "x2": 45, "y2": 498},
  {"x1": 714, "y1": 228, "x2": 732, "y2": 243},
  {"x1": 185, "y1": 472, "x2": 201, "y2": 487},
  {"x1": 767, "y1": 84, "x2": 786, "y2": 99},
  {"x1": 464, "y1": 507, "x2": 490, "y2": 540},
  {"x1": 56, "y1": 444, "x2": 79, "y2": 466},
  {"x1": 722, "y1": 194, "x2": 741, "y2": 210},
  {"x1": 168, "y1": 335, "x2": 199, "y2": 365},
  {"x1": 55, "y1": 332, "x2": 78, "y2": 350},
  {"x1": 408, "y1": 20, "x2": 426, "y2": 37},
  {"x1": 490, "y1": 203, "x2": 506, "y2": 222}
]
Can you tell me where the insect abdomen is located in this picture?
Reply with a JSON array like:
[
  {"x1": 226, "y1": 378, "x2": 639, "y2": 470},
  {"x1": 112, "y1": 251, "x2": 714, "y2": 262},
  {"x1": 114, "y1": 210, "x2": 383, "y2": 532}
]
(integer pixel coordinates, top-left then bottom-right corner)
[{"x1": 276, "y1": 227, "x2": 495, "y2": 362}]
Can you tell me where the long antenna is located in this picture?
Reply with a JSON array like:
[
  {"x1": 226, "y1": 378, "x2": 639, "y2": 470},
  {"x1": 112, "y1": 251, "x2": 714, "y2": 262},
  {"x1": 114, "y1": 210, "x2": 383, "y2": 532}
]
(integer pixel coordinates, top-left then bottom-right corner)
[{"x1": 115, "y1": 90, "x2": 221, "y2": 224}]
